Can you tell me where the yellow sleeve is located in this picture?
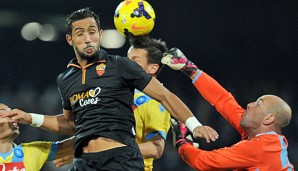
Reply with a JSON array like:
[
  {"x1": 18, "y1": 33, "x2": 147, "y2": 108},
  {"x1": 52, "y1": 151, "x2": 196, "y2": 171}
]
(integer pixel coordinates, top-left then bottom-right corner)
[
  {"x1": 142, "y1": 99, "x2": 170, "y2": 140},
  {"x1": 22, "y1": 141, "x2": 54, "y2": 171},
  {"x1": 134, "y1": 91, "x2": 171, "y2": 142}
]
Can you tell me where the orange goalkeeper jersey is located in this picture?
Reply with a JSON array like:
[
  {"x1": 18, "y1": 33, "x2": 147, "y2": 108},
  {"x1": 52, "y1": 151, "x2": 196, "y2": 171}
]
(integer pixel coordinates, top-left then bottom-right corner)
[{"x1": 178, "y1": 71, "x2": 294, "y2": 171}]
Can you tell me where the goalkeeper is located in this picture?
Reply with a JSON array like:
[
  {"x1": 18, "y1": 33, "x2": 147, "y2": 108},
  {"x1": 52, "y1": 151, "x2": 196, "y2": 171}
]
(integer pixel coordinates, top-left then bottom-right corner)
[{"x1": 162, "y1": 48, "x2": 294, "y2": 170}]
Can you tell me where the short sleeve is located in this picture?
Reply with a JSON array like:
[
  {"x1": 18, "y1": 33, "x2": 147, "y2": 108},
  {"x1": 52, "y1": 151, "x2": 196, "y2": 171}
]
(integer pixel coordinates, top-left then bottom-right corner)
[
  {"x1": 57, "y1": 74, "x2": 72, "y2": 110},
  {"x1": 117, "y1": 57, "x2": 152, "y2": 91}
]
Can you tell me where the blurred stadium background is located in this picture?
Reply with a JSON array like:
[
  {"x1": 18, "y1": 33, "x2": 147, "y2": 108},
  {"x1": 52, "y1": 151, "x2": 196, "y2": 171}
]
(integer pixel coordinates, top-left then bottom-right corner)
[{"x1": 1, "y1": 0, "x2": 297, "y2": 170}]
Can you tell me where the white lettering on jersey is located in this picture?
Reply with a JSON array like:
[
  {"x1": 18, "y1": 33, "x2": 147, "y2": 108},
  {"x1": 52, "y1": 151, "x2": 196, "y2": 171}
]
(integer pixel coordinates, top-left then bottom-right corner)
[{"x1": 79, "y1": 97, "x2": 101, "y2": 107}]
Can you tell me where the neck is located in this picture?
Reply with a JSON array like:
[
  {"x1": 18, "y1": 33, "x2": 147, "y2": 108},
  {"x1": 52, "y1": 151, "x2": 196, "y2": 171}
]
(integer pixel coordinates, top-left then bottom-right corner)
[
  {"x1": 247, "y1": 134, "x2": 255, "y2": 140},
  {"x1": 0, "y1": 139, "x2": 13, "y2": 153},
  {"x1": 244, "y1": 127, "x2": 259, "y2": 140},
  {"x1": 247, "y1": 128, "x2": 280, "y2": 140},
  {"x1": 77, "y1": 58, "x2": 88, "y2": 68}
]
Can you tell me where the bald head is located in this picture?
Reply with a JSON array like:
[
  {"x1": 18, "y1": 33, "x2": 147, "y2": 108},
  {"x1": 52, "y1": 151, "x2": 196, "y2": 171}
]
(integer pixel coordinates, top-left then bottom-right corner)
[{"x1": 263, "y1": 95, "x2": 292, "y2": 130}]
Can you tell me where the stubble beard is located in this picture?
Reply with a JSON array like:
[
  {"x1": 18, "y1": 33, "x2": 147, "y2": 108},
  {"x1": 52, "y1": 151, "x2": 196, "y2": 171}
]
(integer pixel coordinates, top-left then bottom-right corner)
[{"x1": 74, "y1": 45, "x2": 100, "y2": 62}]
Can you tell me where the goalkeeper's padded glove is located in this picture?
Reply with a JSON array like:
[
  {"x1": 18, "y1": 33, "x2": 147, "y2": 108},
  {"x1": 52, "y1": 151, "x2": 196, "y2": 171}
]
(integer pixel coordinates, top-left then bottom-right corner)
[
  {"x1": 161, "y1": 48, "x2": 198, "y2": 77},
  {"x1": 170, "y1": 118, "x2": 199, "y2": 149}
]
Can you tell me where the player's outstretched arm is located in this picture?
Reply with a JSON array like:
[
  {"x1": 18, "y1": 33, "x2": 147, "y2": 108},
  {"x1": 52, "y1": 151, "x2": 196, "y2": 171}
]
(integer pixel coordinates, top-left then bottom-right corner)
[
  {"x1": 0, "y1": 109, "x2": 75, "y2": 135},
  {"x1": 142, "y1": 78, "x2": 218, "y2": 142},
  {"x1": 162, "y1": 48, "x2": 247, "y2": 137}
]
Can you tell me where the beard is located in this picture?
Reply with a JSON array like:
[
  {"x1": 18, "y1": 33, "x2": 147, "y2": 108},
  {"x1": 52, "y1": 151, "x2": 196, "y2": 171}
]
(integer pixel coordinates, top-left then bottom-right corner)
[{"x1": 74, "y1": 44, "x2": 100, "y2": 62}]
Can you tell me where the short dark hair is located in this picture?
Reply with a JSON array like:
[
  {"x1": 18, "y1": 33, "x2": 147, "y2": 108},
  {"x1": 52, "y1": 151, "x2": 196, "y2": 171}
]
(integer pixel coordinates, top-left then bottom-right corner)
[
  {"x1": 65, "y1": 7, "x2": 101, "y2": 35},
  {"x1": 129, "y1": 35, "x2": 168, "y2": 75}
]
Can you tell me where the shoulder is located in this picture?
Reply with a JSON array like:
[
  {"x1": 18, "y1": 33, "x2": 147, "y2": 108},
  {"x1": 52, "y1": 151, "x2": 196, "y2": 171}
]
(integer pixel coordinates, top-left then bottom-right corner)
[
  {"x1": 134, "y1": 91, "x2": 168, "y2": 114},
  {"x1": 57, "y1": 70, "x2": 69, "y2": 83},
  {"x1": 134, "y1": 91, "x2": 153, "y2": 106},
  {"x1": 56, "y1": 57, "x2": 83, "y2": 82},
  {"x1": 109, "y1": 54, "x2": 135, "y2": 65},
  {"x1": 21, "y1": 141, "x2": 53, "y2": 149},
  {"x1": 232, "y1": 138, "x2": 264, "y2": 156},
  {"x1": 234, "y1": 137, "x2": 263, "y2": 146}
]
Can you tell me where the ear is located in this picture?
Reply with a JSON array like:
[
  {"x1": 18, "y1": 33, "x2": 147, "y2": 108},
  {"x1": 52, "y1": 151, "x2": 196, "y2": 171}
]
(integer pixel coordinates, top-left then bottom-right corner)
[
  {"x1": 263, "y1": 113, "x2": 275, "y2": 125},
  {"x1": 148, "y1": 64, "x2": 159, "y2": 75},
  {"x1": 66, "y1": 34, "x2": 73, "y2": 46},
  {"x1": 99, "y1": 29, "x2": 103, "y2": 41}
]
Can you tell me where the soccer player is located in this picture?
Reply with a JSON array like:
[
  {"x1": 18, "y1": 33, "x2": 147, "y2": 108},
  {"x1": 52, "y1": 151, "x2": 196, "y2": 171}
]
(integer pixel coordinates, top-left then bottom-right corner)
[
  {"x1": 53, "y1": 35, "x2": 171, "y2": 171},
  {"x1": 0, "y1": 103, "x2": 73, "y2": 171},
  {"x1": 0, "y1": 8, "x2": 218, "y2": 171},
  {"x1": 162, "y1": 48, "x2": 294, "y2": 170},
  {"x1": 128, "y1": 36, "x2": 170, "y2": 171}
]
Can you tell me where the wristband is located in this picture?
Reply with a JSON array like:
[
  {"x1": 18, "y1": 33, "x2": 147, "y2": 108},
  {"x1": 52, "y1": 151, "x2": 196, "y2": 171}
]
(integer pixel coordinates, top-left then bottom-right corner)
[
  {"x1": 185, "y1": 116, "x2": 202, "y2": 133},
  {"x1": 192, "y1": 70, "x2": 203, "y2": 84},
  {"x1": 29, "y1": 113, "x2": 44, "y2": 127}
]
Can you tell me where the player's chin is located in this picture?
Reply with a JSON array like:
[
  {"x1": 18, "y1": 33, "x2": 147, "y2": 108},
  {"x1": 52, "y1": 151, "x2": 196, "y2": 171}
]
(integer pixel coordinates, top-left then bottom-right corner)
[
  {"x1": 15, "y1": 130, "x2": 20, "y2": 135},
  {"x1": 12, "y1": 127, "x2": 20, "y2": 134},
  {"x1": 10, "y1": 130, "x2": 20, "y2": 138},
  {"x1": 239, "y1": 119, "x2": 247, "y2": 129},
  {"x1": 81, "y1": 52, "x2": 98, "y2": 60},
  {"x1": 85, "y1": 51, "x2": 96, "y2": 56}
]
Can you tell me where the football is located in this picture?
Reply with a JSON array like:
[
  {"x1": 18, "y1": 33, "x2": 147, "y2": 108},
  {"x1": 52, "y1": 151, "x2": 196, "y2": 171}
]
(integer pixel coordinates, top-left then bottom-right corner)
[{"x1": 114, "y1": 0, "x2": 155, "y2": 36}]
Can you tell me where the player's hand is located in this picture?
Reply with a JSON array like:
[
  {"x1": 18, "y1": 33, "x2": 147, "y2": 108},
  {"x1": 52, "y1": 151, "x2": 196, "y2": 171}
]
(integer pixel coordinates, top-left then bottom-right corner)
[
  {"x1": 0, "y1": 115, "x2": 11, "y2": 124},
  {"x1": 170, "y1": 118, "x2": 199, "y2": 149},
  {"x1": 53, "y1": 154, "x2": 74, "y2": 168},
  {"x1": 161, "y1": 48, "x2": 198, "y2": 77},
  {"x1": 192, "y1": 126, "x2": 219, "y2": 143},
  {"x1": 0, "y1": 109, "x2": 32, "y2": 124}
]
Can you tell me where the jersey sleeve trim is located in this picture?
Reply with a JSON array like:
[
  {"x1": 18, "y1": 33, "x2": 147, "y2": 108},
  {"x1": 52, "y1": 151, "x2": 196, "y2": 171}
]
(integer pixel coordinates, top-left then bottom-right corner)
[
  {"x1": 47, "y1": 142, "x2": 59, "y2": 161},
  {"x1": 145, "y1": 131, "x2": 167, "y2": 141},
  {"x1": 192, "y1": 70, "x2": 203, "y2": 84}
]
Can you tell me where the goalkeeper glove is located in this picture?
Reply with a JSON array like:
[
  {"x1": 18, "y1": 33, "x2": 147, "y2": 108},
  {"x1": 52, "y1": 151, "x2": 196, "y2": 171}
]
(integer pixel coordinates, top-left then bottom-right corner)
[
  {"x1": 161, "y1": 48, "x2": 198, "y2": 77},
  {"x1": 170, "y1": 118, "x2": 199, "y2": 149}
]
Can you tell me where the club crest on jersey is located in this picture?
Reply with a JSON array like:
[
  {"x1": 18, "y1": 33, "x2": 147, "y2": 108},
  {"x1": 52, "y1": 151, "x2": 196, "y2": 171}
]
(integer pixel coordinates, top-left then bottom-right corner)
[
  {"x1": 136, "y1": 96, "x2": 146, "y2": 105},
  {"x1": 96, "y1": 63, "x2": 106, "y2": 76},
  {"x1": 14, "y1": 149, "x2": 24, "y2": 158}
]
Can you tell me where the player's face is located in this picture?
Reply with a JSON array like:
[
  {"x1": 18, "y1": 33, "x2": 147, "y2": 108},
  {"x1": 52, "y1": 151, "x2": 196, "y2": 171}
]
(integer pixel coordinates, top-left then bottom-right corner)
[
  {"x1": 240, "y1": 96, "x2": 269, "y2": 130},
  {"x1": 66, "y1": 17, "x2": 102, "y2": 60},
  {"x1": 0, "y1": 104, "x2": 19, "y2": 140},
  {"x1": 128, "y1": 47, "x2": 156, "y2": 76}
]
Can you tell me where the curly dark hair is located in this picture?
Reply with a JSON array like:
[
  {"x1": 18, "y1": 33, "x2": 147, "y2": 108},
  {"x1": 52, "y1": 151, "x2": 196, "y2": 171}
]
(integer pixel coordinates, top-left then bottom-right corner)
[
  {"x1": 65, "y1": 7, "x2": 101, "y2": 36},
  {"x1": 128, "y1": 35, "x2": 168, "y2": 75}
]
